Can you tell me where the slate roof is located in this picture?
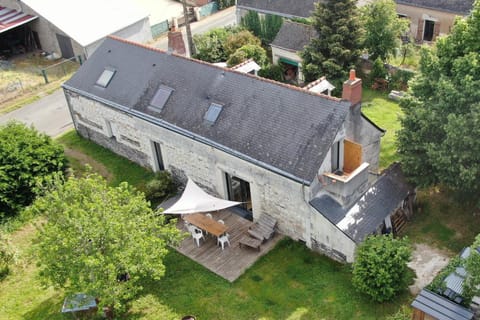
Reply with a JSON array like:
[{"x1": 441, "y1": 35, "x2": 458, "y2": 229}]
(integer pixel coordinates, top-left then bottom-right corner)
[
  {"x1": 271, "y1": 21, "x2": 316, "y2": 52},
  {"x1": 395, "y1": 0, "x2": 474, "y2": 15},
  {"x1": 237, "y1": 0, "x2": 319, "y2": 18},
  {"x1": 63, "y1": 37, "x2": 351, "y2": 184},
  {"x1": 411, "y1": 289, "x2": 474, "y2": 320},
  {"x1": 310, "y1": 163, "x2": 413, "y2": 242}
]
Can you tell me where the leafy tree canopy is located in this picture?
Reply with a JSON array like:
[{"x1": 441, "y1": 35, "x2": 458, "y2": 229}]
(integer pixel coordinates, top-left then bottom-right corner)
[
  {"x1": 397, "y1": 0, "x2": 480, "y2": 197},
  {"x1": 193, "y1": 26, "x2": 240, "y2": 63},
  {"x1": 360, "y1": 0, "x2": 409, "y2": 61},
  {"x1": 352, "y1": 234, "x2": 412, "y2": 302},
  {"x1": 224, "y1": 30, "x2": 261, "y2": 57},
  {"x1": 241, "y1": 11, "x2": 283, "y2": 45},
  {"x1": 0, "y1": 122, "x2": 66, "y2": 218},
  {"x1": 29, "y1": 173, "x2": 183, "y2": 314},
  {"x1": 227, "y1": 44, "x2": 267, "y2": 67},
  {"x1": 300, "y1": 0, "x2": 361, "y2": 88}
]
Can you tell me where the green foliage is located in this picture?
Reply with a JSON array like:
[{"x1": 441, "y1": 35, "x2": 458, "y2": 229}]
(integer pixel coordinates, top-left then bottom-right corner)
[
  {"x1": 29, "y1": 173, "x2": 183, "y2": 315},
  {"x1": 258, "y1": 64, "x2": 285, "y2": 82},
  {"x1": 428, "y1": 256, "x2": 462, "y2": 293},
  {"x1": 241, "y1": 11, "x2": 283, "y2": 45},
  {"x1": 240, "y1": 11, "x2": 262, "y2": 39},
  {"x1": 217, "y1": 0, "x2": 234, "y2": 10},
  {"x1": 389, "y1": 68, "x2": 415, "y2": 91},
  {"x1": 397, "y1": 1, "x2": 480, "y2": 197},
  {"x1": 352, "y1": 234, "x2": 412, "y2": 302},
  {"x1": 227, "y1": 44, "x2": 267, "y2": 67},
  {"x1": 192, "y1": 27, "x2": 234, "y2": 63},
  {"x1": 262, "y1": 14, "x2": 284, "y2": 44},
  {"x1": 385, "y1": 306, "x2": 412, "y2": 320},
  {"x1": 145, "y1": 171, "x2": 177, "y2": 204},
  {"x1": 223, "y1": 30, "x2": 261, "y2": 57},
  {"x1": 370, "y1": 57, "x2": 388, "y2": 83},
  {"x1": 0, "y1": 231, "x2": 15, "y2": 280},
  {"x1": 360, "y1": 0, "x2": 409, "y2": 61},
  {"x1": 301, "y1": 0, "x2": 362, "y2": 89},
  {"x1": 0, "y1": 122, "x2": 66, "y2": 218},
  {"x1": 464, "y1": 233, "x2": 480, "y2": 300}
]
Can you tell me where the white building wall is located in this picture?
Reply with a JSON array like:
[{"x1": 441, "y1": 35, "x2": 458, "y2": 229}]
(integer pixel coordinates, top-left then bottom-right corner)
[{"x1": 65, "y1": 91, "x2": 357, "y2": 262}]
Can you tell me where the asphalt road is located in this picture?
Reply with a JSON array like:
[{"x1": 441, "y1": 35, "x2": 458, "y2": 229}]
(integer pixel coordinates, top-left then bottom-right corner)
[{"x1": 0, "y1": 89, "x2": 73, "y2": 137}]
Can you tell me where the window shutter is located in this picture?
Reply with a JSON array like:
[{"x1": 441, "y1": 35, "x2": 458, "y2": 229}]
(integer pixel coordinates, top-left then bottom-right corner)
[
  {"x1": 416, "y1": 18, "x2": 424, "y2": 43},
  {"x1": 433, "y1": 21, "x2": 441, "y2": 40}
]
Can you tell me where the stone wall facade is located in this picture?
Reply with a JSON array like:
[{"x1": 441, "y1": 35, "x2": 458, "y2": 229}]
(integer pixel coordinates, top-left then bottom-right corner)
[{"x1": 65, "y1": 89, "x2": 358, "y2": 262}]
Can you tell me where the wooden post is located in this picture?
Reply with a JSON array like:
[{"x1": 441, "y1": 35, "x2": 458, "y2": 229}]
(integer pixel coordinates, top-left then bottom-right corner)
[{"x1": 41, "y1": 69, "x2": 49, "y2": 84}]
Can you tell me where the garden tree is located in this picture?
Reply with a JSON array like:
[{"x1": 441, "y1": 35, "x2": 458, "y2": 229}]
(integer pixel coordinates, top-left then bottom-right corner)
[
  {"x1": 29, "y1": 173, "x2": 183, "y2": 315},
  {"x1": 227, "y1": 44, "x2": 268, "y2": 67},
  {"x1": 397, "y1": 0, "x2": 480, "y2": 197},
  {"x1": 360, "y1": 0, "x2": 409, "y2": 62},
  {"x1": 352, "y1": 234, "x2": 411, "y2": 302},
  {"x1": 301, "y1": 0, "x2": 361, "y2": 89},
  {"x1": 217, "y1": 0, "x2": 234, "y2": 10},
  {"x1": 0, "y1": 122, "x2": 66, "y2": 218},
  {"x1": 193, "y1": 27, "x2": 235, "y2": 62},
  {"x1": 240, "y1": 11, "x2": 262, "y2": 38},
  {"x1": 241, "y1": 11, "x2": 283, "y2": 45},
  {"x1": 223, "y1": 30, "x2": 261, "y2": 57},
  {"x1": 464, "y1": 233, "x2": 480, "y2": 299}
]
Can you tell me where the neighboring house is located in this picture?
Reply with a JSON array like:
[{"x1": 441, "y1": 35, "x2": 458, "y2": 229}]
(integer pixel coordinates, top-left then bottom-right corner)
[
  {"x1": 62, "y1": 36, "x2": 413, "y2": 263},
  {"x1": 236, "y1": 0, "x2": 371, "y2": 23},
  {"x1": 0, "y1": 0, "x2": 152, "y2": 59},
  {"x1": 411, "y1": 246, "x2": 480, "y2": 320},
  {"x1": 395, "y1": 0, "x2": 474, "y2": 43},
  {"x1": 270, "y1": 20, "x2": 316, "y2": 84}
]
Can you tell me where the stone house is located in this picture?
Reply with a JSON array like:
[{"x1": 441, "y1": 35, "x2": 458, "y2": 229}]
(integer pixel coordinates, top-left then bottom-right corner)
[
  {"x1": 395, "y1": 0, "x2": 475, "y2": 43},
  {"x1": 0, "y1": 0, "x2": 152, "y2": 59},
  {"x1": 62, "y1": 36, "x2": 414, "y2": 262},
  {"x1": 270, "y1": 20, "x2": 316, "y2": 85}
]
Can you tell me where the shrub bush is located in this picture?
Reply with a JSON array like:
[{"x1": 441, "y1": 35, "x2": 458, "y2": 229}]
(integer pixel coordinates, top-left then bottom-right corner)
[
  {"x1": 258, "y1": 64, "x2": 285, "y2": 82},
  {"x1": 352, "y1": 234, "x2": 412, "y2": 302},
  {"x1": 145, "y1": 171, "x2": 177, "y2": 204},
  {"x1": 227, "y1": 44, "x2": 267, "y2": 67},
  {"x1": 0, "y1": 122, "x2": 66, "y2": 218}
]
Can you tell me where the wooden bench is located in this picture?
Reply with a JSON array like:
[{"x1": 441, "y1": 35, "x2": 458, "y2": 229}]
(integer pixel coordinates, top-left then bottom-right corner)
[{"x1": 238, "y1": 234, "x2": 262, "y2": 251}]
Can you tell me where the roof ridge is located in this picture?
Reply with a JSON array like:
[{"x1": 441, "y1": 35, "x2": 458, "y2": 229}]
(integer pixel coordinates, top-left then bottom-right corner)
[{"x1": 107, "y1": 35, "x2": 342, "y2": 103}]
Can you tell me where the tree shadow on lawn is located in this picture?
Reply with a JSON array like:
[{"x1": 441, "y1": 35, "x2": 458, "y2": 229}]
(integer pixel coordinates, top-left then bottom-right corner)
[{"x1": 21, "y1": 294, "x2": 66, "y2": 320}]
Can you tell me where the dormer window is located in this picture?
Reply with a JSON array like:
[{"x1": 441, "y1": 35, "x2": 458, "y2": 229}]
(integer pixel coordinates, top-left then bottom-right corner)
[
  {"x1": 204, "y1": 103, "x2": 223, "y2": 124},
  {"x1": 96, "y1": 68, "x2": 116, "y2": 88}
]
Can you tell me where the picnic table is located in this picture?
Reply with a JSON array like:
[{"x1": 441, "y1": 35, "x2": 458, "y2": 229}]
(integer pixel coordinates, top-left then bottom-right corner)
[{"x1": 184, "y1": 213, "x2": 228, "y2": 237}]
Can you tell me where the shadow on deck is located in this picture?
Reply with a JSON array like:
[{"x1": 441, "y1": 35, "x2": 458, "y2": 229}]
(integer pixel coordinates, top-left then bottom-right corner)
[{"x1": 174, "y1": 209, "x2": 283, "y2": 282}]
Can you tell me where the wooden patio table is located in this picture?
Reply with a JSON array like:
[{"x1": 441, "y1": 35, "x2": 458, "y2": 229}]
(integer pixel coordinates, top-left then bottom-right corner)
[{"x1": 184, "y1": 213, "x2": 228, "y2": 237}]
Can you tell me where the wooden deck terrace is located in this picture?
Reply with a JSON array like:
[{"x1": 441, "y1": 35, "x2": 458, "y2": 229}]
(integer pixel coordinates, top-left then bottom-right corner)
[{"x1": 174, "y1": 209, "x2": 283, "y2": 282}]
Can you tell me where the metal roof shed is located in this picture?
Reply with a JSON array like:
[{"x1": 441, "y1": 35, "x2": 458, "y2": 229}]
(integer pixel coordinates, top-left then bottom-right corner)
[
  {"x1": 411, "y1": 289, "x2": 474, "y2": 320},
  {"x1": 0, "y1": 6, "x2": 37, "y2": 34}
]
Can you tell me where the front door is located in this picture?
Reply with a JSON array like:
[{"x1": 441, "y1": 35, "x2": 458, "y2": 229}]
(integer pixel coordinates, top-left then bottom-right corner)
[
  {"x1": 225, "y1": 173, "x2": 252, "y2": 220},
  {"x1": 56, "y1": 33, "x2": 74, "y2": 58}
]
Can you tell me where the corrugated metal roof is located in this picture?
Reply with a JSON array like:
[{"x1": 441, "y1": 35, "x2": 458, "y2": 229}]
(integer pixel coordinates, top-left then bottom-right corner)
[
  {"x1": 445, "y1": 272, "x2": 465, "y2": 295},
  {"x1": 21, "y1": 0, "x2": 148, "y2": 46},
  {"x1": 411, "y1": 289, "x2": 474, "y2": 320},
  {"x1": 0, "y1": 7, "x2": 37, "y2": 34}
]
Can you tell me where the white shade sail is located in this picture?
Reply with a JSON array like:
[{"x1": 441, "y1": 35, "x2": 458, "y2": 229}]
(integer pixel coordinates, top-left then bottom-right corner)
[{"x1": 162, "y1": 178, "x2": 241, "y2": 214}]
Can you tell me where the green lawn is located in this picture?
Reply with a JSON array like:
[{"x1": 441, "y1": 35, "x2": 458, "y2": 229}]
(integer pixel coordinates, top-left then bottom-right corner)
[
  {"x1": 0, "y1": 131, "x2": 411, "y2": 319},
  {"x1": 361, "y1": 88, "x2": 403, "y2": 169}
]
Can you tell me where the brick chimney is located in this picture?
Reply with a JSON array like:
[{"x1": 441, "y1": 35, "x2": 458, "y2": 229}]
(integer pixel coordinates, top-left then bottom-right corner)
[
  {"x1": 342, "y1": 69, "x2": 362, "y2": 106},
  {"x1": 167, "y1": 26, "x2": 186, "y2": 56}
]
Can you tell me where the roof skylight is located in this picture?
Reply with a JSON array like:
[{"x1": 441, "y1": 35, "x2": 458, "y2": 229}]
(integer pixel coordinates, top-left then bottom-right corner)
[
  {"x1": 96, "y1": 68, "x2": 115, "y2": 88},
  {"x1": 204, "y1": 103, "x2": 223, "y2": 124},
  {"x1": 149, "y1": 85, "x2": 174, "y2": 112}
]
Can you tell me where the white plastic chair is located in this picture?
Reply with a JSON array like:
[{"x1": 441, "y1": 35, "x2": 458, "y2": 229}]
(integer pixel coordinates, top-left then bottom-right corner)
[
  {"x1": 190, "y1": 228, "x2": 205, "y2": 247},
  {"x1": 206, "y1": 213, "x2": 213, "y2": 219},
  {"x1": 217, "y1": 219, "x2": 225, "y2": 225},
  {"x1": 217, "y1": 234, "x2": 230, "y2": 250}
]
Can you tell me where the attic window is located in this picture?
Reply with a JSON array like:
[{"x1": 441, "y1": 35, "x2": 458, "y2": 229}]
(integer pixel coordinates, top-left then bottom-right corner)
[
  {"x1": 148, "y1": 85, "x2": 174, "y2": 112},
  {"x1": 96, "y1": 68, "x2": 116, "y2": 88},
  {"x1": 204, "y1": 103, "x2": 223, "y2": 124}
]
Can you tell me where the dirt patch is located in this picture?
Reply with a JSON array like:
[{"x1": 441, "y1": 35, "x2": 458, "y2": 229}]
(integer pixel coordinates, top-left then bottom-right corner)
[
  {"x1": 64, "y1": 148, "x2": 113, "y2": 182},
  {"x1": 407, "y1": 243, "x2": 452, "y2": 295}
]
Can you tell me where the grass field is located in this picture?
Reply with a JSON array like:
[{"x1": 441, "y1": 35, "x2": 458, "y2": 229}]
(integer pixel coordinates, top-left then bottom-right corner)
[
  {"x1": 361, "y1": 88, "x2": 403, "y2": 169},
  {"x1": 0, "y1": 132, "x2": 411, "y2": 319}
]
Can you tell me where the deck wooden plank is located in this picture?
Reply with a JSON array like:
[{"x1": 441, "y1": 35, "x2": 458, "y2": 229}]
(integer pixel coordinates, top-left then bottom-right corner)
[{"x1": 174, "y1": 209, "x2": 283, "y2": 282}]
